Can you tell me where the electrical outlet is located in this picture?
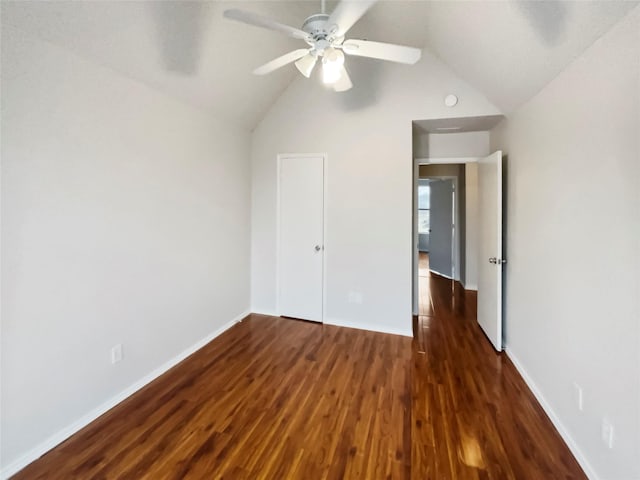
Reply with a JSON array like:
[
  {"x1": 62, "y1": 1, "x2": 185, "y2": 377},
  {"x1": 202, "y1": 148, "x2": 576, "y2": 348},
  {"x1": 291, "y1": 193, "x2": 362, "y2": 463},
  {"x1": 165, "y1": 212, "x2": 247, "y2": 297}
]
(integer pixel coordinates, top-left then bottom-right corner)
[
  {"x1": 573, "y1": 382, "x2": 584, "y2": 411},
  {"x1": 111, "y1": 344, "x2": 123, "y2": 364},
  {"x1": 601, "y1": 418, "x2": 614, "y2": 449}
]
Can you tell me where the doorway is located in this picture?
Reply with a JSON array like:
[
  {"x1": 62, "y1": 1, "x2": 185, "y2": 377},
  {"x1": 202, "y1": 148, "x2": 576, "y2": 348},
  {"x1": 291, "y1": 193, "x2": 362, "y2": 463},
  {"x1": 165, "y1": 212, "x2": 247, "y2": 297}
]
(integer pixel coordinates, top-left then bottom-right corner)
[
  {"x1": 427, "y1": 178, "x2": 455, "y2": 279},
  {"x1": 414, "y1": 155, "x2": 506, "y2": 351},
  {"x1": 416, "y1": 163, "x2": 466, "y2": 285},
  {"x1": 410, "y1": 116, "x2": 506, "y2": 351}
]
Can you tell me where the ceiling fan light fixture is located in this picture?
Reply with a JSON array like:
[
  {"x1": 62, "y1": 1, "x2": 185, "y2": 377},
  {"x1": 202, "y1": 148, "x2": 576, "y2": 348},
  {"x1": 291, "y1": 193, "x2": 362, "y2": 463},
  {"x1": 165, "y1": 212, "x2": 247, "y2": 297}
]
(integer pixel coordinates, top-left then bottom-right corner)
[
  {"x1": 322, "y1": 48, "x2": 345, "y2": 84},
  {"x1": 295, "y1": 53, "x2": 317, "y2": 78},
  {"x1": 225, "y1": 0, "x2": 423, "y2": 92},
  {"x1": 332, "y1": 66, "x2": 353, "y2": 92}
]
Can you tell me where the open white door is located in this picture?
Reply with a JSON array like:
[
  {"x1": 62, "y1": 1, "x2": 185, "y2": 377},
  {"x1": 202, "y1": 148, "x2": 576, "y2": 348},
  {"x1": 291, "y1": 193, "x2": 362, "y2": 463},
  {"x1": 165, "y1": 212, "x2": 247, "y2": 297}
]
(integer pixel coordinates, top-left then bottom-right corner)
[
  {"x1": 477, "y1": 151, "x2": 504, "y2": 351},
  {"x1": 277, "y1": 155, "x2": 324, "y2": 322},
  {"x1": 429, "y1": 179, "x2": 454, "y2": 278}
]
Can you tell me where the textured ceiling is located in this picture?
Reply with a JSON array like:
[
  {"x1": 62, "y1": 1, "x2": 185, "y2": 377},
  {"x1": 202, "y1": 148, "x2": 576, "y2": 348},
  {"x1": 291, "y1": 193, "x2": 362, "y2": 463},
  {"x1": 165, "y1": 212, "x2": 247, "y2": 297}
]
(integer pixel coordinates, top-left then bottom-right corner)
[
  {"x1": 419, "y1": 0, "x2": 638, "y2": 114},
  {"x1": 1, "y1": 0, "x2": 432, "y2": 130},
  {"x1": 2, "y1": 1, "x2": 637, "y2": 130}
]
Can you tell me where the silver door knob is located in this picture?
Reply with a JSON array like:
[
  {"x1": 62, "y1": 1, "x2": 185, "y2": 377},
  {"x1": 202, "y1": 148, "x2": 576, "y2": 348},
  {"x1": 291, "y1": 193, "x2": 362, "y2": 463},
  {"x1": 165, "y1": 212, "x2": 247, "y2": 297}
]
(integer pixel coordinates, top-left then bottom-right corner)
[
  {"x1": 314, "y1": 245, "x2": 321, "y2": 252},
  {"x1": 489, "y1": 257, "x2": 497, "y2": 264}
]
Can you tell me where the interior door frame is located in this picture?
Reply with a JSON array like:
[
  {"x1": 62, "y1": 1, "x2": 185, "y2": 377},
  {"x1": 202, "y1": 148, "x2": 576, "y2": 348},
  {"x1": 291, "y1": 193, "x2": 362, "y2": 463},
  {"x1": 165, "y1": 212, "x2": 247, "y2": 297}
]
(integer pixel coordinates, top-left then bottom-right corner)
[
  {"x1": 276, "y1": 153, "x2": 328, "y2": 322},
  {"x1": 413, "y1": 157, "x2": 481, "y2": 314}
]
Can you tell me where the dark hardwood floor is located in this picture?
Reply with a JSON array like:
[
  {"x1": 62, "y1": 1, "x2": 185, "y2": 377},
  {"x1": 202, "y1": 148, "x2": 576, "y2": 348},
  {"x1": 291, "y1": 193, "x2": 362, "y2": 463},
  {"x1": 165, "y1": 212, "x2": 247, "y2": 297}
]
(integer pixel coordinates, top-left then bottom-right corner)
[
  {"x1": 13, "y1": 253, "x2": 585, "y2": 479},
  {"x1": 412, "y1": 253, "x2": 584, "y2": 479}
]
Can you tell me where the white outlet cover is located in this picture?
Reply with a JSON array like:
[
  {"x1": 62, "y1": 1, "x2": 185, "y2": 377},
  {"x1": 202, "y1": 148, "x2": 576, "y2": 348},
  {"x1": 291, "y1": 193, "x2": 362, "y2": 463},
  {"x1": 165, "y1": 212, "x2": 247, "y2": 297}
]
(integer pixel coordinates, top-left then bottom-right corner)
[
  {"x1": 601, "y1": 418, "x2": 614, "y2": 449},
  {"x1": 573, "y1": 382, "x2": 584, "y2": 411},
  {"x1": 111, "y1": 344, "x2": 123, "y2": 364}
]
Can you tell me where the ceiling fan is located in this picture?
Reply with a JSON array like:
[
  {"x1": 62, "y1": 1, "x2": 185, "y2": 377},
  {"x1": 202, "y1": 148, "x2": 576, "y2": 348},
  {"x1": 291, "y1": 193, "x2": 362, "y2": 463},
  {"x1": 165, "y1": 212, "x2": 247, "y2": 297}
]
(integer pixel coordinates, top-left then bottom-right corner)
[{"x1": 223, "y1": 0, "x2": 422, "y2": 92}]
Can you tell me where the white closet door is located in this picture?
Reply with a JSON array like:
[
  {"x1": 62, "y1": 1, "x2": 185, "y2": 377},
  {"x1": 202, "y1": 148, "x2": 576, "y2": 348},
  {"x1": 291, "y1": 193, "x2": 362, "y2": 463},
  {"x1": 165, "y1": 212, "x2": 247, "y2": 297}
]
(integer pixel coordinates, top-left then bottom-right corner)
[{"x1": 277, "y1": 155, "x2": 324, "y2": 322}]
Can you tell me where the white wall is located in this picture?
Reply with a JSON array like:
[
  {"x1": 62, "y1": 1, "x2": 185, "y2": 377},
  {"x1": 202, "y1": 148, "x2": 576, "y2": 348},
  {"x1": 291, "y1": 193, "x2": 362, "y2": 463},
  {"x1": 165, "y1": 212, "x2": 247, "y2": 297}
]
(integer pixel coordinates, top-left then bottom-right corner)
[
  {"x1": 491, "y1": 8, "x2": 640, "y2": 480},
  {"x1": 414, "y1": 131, "x2": 490, "y2": 159},
  {"x1": 412, "y1": 126, "x2": 430, "y2": 160},
  {"x1": 1, "y1": 25, "x2": 251, "y2": 474},
  {"x1": 251, "y1": 50, "x2": 500, "y2": 335}
]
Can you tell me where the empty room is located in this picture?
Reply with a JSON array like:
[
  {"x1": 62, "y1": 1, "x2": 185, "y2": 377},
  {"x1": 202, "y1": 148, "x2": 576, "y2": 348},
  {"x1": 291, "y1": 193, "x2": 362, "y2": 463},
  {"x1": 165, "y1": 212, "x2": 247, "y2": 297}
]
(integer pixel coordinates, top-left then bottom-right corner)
[{"x1": 1, "y1": 1, "x2": 639, "y2": 479}]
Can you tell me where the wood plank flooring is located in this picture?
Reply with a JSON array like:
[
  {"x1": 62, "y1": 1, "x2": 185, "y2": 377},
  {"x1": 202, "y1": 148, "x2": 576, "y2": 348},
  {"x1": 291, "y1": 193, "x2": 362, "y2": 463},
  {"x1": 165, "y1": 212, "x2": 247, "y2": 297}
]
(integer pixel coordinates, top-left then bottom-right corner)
[
  {"x1": 412, "y1": 254, "x2": 585, "y2": 479},
  {"x1": 13, "y1": 254, "x2": 586, "y2": 479}
]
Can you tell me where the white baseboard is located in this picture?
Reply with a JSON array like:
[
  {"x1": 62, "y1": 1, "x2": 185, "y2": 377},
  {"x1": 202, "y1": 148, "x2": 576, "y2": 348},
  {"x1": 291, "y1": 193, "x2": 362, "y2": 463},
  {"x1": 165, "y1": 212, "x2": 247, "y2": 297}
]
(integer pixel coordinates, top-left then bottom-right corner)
[
  {"x1": 1, "y1": 310, "x2": 250, "y2": 480},
  {"x1": 505, "y1": 347, "x2": 599, "y2": 480},
  {"x1": 429, "y1": 268, "x2": 453, "y2": 280},
  {"x1": 462, "y1": 282, "x2": 478, "y2": 291},
  {"x1": 324, "y1": 317, "x2": 413, "y2": 338},
  {"x1": 251, "y1": 313, "x2": 412, "y2": 338},
  {"x1": 250, "y1": 309, "x2": 278, "y2": 317}
]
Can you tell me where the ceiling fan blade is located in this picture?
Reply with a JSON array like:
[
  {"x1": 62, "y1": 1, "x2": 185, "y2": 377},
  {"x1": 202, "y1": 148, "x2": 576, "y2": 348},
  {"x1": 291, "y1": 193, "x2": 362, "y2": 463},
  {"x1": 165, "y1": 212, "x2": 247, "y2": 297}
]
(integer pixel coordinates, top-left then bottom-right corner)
[
  {"x1": 333, "y1": 66, "x2": 353, "y2": 92},
  {"x1": 224, "y1": 9, "x2": 310, "y2": 41},
  {"x1": 327, "y1": 0, "x2": 377, "y2": 37},
  {"x1": 342, "y1": 39, "x2": 421, "y2": 64},
  {"x1": 253, "y1": 49, "x2": 310, "y2": 75},
  {"x1": 295, "y1": 54, "x2": 318, "y2": 78}
]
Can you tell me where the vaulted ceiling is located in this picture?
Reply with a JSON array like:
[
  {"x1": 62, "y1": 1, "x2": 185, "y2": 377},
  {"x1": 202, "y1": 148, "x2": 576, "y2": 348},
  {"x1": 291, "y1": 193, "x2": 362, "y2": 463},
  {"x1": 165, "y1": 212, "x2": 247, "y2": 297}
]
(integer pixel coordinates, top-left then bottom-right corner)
[{"x1": 2, "y1": 1, "x2": 637, "y2": 131}]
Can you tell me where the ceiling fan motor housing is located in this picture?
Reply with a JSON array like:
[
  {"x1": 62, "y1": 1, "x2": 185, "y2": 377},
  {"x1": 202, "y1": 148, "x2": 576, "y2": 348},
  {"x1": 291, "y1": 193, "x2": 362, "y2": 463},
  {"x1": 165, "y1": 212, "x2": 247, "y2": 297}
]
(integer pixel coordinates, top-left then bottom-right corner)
[{"x1": 302, "y1": 14, "x2": 335, "y2": 43}]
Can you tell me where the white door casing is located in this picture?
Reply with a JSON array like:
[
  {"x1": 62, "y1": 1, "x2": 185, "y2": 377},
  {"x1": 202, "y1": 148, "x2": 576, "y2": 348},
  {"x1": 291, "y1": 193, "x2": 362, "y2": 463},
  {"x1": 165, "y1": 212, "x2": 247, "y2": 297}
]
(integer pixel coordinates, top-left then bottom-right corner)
[
  {"x1": 277, "y1": 154, "x2": 325, "y2": 322},
  {"x1": 477, "y1": 151, "x2": 504, "y2": 351}
]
